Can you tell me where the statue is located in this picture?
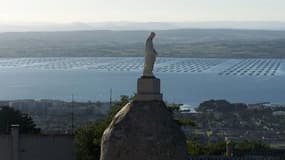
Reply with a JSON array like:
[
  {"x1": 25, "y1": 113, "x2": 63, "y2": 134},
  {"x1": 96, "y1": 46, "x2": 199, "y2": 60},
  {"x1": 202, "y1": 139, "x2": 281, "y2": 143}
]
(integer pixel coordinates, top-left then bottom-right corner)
[
  {"x1": 143, "y1": 32, "x2": 157, "y2": 77},
  {"x1": 100, "y1": 32, "x2": 187, "y2": 160},
  {"x1": 134, "y1": 32, "x2": 162, "y2": 101}
]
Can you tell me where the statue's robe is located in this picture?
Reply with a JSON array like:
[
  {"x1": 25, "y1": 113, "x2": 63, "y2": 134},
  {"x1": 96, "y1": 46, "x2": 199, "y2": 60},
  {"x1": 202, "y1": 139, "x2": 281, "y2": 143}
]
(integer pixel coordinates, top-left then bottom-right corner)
[{"x1": 143, "y1": 36, "x2": 157, "y2": 77}]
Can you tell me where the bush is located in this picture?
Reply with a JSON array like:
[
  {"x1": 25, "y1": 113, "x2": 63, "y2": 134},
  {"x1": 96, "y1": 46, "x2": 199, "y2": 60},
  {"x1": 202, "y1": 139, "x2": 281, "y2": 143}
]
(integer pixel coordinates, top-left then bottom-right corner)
[
  {"x1": 74, "y1": 95, "x2": 131, "y2": 160},
  {"x1": 187, "y1": 139, "x2": 271, "y2": 156},
  {"x1": 0, "y1": 106, "x2": 40, "y2": 134}
]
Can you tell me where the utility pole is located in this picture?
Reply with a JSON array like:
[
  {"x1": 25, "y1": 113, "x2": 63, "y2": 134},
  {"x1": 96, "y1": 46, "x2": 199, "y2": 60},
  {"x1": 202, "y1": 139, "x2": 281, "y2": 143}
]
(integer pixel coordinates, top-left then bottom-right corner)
[
  {"x1": 71, "y1": 94, "x2": 74, "y2": 135},
  {"x1": 109, "y1": 88, "x2": 112, "y2": 108}
]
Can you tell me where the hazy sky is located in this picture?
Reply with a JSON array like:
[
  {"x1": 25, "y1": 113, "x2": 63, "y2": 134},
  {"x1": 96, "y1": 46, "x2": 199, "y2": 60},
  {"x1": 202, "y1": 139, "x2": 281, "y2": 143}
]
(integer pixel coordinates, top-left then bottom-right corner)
[{"x1": 0, "y1": 0, "x2": 285, "y2": 23}]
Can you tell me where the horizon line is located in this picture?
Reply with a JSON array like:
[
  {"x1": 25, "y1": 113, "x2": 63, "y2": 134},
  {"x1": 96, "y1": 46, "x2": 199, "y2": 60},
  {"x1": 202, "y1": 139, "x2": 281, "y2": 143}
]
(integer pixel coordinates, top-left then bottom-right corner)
[{"x1": 2, "y1": 20, "x2": 285, "y2": 25}]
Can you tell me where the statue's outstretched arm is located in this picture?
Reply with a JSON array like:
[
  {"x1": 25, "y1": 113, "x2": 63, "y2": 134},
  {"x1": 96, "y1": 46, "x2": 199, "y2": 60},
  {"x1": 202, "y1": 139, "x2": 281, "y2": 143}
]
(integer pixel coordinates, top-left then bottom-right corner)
[{"x1": 153, "y1": 49, "x2": 157, "y2": 55}]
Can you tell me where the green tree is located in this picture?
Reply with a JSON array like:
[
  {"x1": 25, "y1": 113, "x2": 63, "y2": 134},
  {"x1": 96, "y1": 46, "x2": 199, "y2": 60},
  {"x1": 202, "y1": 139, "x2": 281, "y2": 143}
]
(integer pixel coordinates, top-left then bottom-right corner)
[
  {"x1": 187, "y1": 139, "x2": 226, "y2": 156},
  {"x1": 234, "y1": 140, "x2": 270, "y2": 152},
  {"x1": 166, "y1": 103, "x2": 196, "y2": 127},
  {"x1": 0, "y1": 106, "x2": 40, "y2": 134},
  {"x1": 205, "y1": 141, "x2": 226, "y2": 155},
  {"x1": 167, "y1": 103, "x2": 180, "y2": 112},
  {"x1": 74, "y1": 121, "x2": 108, "y2": 160},
  {"x1": 74, "y1": 95, "x2": 131, "y2": 160},
  {"x1": 186, "y1": 139, "x2": 204, "y2": 156},
  {"x1": 186, "y1": 139, "x2": 272, "y2": 156},
  {"x1": 174, "y1": 118, "x2": 196, "y2": 127},
  {"x1": 75, "y1": 96, "x2": 197, "y2": 160}
]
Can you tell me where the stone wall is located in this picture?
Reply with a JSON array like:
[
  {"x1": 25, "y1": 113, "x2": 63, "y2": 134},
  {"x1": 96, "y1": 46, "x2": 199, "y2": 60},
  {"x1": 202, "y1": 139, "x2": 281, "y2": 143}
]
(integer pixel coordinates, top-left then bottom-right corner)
[
  {"x1": 188, "y1": 156, "x2": 281, "y2": 160},
  {"x1": 0, "y1": 135, "x2": 12, "y2": 160},
  {"x1": 0, "y1": 133, "x2": 74, "y2": 160}
]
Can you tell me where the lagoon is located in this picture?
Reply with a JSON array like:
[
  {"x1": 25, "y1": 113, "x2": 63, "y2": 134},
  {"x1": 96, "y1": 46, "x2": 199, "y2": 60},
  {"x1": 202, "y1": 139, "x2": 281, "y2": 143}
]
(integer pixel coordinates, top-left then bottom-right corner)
[{"x1": 0, "y1": 57, "x2": 284, "y2": 106}]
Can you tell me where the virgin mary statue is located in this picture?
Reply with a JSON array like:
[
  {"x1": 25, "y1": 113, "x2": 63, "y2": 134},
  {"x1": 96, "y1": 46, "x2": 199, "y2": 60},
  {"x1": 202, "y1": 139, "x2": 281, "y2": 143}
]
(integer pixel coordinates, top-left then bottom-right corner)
[{"x1": 143, "y1": 32, "x2": 157, "y2": 77}]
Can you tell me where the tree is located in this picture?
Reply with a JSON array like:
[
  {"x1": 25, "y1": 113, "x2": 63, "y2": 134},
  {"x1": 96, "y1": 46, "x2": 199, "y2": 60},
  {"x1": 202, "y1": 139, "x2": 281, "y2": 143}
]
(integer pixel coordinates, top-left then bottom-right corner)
[
  {"x1": 186, "y1": 139, "x2": 204, "y2": 156},
  {"x1": 186, "y1": 139, "x2": 272, "y2": 156},
  {"x1": 167, "y1": 103, "x2": 180, "y2": 112},
  {"x1": 74, "y1": 95, "x2": 131, "y2": 160},
  {"x1": 234, "y1": 140, "x2": 270, "y2": 152},
  {"x1": 74, "y1": 95, "x2": 196, "y2": 160},
  {"x1": 0, "y1": 106, "x2": 40, "y2": 134},
  {"x1": 74, "y1": 121, "x2": 108, "y2": 160},
  {"x1": 174, "y1": 118, "x2": 196, "y2": 127}
]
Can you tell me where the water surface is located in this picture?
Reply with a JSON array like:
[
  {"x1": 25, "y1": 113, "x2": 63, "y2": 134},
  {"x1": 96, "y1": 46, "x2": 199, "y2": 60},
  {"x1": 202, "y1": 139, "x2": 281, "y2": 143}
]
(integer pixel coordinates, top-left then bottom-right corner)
[{"x1": 0, "y1": 57, "x2": 284, "y2": 106}]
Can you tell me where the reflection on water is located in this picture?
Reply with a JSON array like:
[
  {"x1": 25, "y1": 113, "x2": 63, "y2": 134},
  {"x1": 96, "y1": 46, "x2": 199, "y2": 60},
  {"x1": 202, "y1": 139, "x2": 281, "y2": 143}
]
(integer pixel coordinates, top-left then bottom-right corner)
[{"x1": 0, "y1": 57, "x2": 284, "y2": 106}]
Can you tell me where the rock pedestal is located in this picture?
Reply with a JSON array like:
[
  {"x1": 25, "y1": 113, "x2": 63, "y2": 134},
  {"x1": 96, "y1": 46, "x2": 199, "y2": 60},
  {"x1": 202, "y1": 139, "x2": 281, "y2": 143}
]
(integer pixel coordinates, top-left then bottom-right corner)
[
  {"x1": 100, "y1": 101, "x2": 188, "y2": 160},
  {"x1": 100, "y1": 76, "x2": 188, "y2": 160}
]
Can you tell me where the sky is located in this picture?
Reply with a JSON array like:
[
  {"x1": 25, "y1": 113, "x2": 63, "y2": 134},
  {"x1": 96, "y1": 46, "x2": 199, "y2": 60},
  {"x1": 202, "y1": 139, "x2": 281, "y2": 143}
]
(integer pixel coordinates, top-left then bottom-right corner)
[{"x1": 0, "y1": 0, "x2": 285, "y2": 23}]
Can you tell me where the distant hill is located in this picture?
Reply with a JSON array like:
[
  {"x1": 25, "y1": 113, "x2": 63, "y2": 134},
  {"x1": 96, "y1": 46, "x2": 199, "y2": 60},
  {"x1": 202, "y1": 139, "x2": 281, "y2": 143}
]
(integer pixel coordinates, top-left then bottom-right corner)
[
  {"x1": 1, "y1": 21, "x2": 285, "y2": 32},
  {"x1": 0, "y1": 29, "x2": 285, "y2": 58}
]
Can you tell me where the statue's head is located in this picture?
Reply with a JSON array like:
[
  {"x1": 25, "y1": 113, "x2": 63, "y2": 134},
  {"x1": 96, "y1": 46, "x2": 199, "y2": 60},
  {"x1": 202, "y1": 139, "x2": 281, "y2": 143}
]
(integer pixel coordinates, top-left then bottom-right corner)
[{"x1": 149, "y1": 32, "x2": 156, "y2": 39}]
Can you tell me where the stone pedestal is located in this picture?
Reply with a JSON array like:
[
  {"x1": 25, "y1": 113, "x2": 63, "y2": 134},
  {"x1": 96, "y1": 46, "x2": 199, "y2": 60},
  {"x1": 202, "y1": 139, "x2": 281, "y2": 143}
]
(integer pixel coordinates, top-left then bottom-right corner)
[
  {"x1": 134, "y1": 76, "x2": 163, "y2": 101},
  {"x1": 100, "y1": 101, "x2": 188, "y2": 160},
  {"x1": 100, "y1": 71, "x2": 187, "y2": 160}
]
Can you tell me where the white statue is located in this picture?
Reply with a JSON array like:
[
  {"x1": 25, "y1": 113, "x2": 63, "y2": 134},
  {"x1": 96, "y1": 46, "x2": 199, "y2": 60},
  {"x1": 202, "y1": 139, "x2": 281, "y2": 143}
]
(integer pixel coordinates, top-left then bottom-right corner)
[{"x1": 143, "y1": 32, "x2": 157, "y2": 77}]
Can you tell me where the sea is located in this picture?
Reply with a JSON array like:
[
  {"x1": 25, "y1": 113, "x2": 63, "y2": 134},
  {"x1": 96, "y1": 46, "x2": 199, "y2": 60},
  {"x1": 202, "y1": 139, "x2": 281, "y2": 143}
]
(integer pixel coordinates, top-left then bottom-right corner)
[{"x1": 0, "y1": 57, "x2": 284, "y2": 106}]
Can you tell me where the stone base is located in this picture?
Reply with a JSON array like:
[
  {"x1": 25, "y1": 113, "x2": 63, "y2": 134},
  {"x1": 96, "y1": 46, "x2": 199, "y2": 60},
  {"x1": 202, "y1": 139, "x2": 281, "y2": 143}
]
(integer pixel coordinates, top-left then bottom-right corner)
[
  {"x1": 100, "y1": 101, "x2": 188, "y2": 160},
  {"x1": 134, "y1": 76, "x2": 163, "y2": 101},
  {"x1": 134, "y1": 93, "x2": 163, "y2": 101}
]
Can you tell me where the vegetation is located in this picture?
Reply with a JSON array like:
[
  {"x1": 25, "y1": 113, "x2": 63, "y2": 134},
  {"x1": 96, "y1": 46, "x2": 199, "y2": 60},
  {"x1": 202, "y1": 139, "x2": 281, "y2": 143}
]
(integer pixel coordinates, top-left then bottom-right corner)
[
  {"x1": 166, "y1": 103, "x2": 196, "y2": 127},
  {"x1": 185, "y1": 100, "x2": 285, "y2": 145},
  {"x1": 0, "y1": 106, "x2": 40, "y2": 134},
  {"x1": 174, "y1": 118, "x2": 196, "y2": 127},
  {"x1": 166, "y1": 103, "x2": 180, "y2": 112},
  {"x1": 187, "y1": 139, "x2": 270, "y2": 156},
  {"x1": 74, "y1": 97, "x2": 280, "y2": 159},
  {"x1": 1, "y1": 29, "x2": 285, "y2": 58},
  {"x1": 234, "y1": 140, "x2": 270, "y2": 152},
  {"x1": 74, "y1": 95, "x2": 197, "y2": 160},
  {"x1": 196, "y1": 99, "x2": 247, "y2": 112},
  {"x1": 74, "y1": 95, "x2": 131, "y2": 160}
]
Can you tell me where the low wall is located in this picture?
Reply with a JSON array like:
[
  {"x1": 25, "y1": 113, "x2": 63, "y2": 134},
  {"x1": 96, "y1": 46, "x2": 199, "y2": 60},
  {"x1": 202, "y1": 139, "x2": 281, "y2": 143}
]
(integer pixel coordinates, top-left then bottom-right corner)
[
  {"x1": 188, "y1": 156, "x2": 281, "y2": 160},
  {"x1": 0, "y1": 135, "x2": 12, "y2": 160},
  {"x1": 20, "y1": 135, "x2": 75, "y2": 160},
  {"x1": 0, "y1": 131, "x2": 75, "y2": 160}
]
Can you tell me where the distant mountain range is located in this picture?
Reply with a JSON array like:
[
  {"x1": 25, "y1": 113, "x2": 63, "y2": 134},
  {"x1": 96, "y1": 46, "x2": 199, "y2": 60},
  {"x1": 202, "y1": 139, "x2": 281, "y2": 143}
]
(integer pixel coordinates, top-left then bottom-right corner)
[{"x1": 1, "y1": 21, "x2": 285, "y2": 32}]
